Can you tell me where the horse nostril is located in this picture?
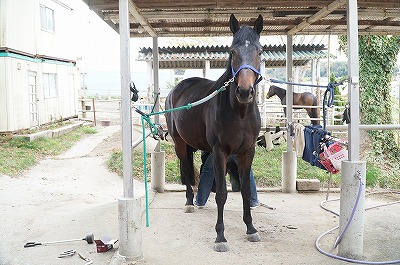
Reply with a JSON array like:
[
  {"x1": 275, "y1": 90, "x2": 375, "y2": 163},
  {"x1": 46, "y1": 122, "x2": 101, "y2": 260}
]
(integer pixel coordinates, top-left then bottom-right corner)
[{"x1": 249, "y1": 86, "x2": 254, "y2": 95}]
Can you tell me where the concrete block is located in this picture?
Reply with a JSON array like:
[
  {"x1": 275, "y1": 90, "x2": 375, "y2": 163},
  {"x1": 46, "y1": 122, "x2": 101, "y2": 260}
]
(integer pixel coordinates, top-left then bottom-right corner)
[{"x1": 296, "y1": 179, "x2": 320, "y2": 192}]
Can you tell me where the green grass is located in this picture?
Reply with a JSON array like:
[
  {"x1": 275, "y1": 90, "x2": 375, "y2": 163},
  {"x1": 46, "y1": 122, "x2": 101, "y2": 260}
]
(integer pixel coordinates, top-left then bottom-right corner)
[
  {"x1": 107, "y1": 141, "x2": 400, "y2": 189},
  {"x1": 0, "y1": 126, "x2": 98, "y2": 176}
]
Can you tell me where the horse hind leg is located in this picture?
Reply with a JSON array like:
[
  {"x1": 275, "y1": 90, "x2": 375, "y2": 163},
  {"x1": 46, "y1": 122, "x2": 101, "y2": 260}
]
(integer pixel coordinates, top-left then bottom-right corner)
[
  {"x1": 173, "y1": 138, "x2": 196, "y2": 213},
  {"x1": 306, "y1": 108, "x2": 319, "y2": 125},
  {"x1": 183, "y1": 145, "x2": 196, "y2": 213}
]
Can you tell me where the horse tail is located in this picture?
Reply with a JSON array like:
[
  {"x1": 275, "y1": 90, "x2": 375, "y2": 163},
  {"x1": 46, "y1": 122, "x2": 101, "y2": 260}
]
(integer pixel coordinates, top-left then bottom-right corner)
[{"x1": 311, "y1": 96, "x2": 320, "y2": 125}]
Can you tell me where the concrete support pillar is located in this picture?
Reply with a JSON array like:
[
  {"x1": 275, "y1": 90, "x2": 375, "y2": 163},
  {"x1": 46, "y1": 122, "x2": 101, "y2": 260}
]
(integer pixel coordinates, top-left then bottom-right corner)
[
  {"x1": 281, "y1": 151, "x2": 297, "y2": 193},
  {"x1": 151, "y1": 150, "x2": 165, "y2": 193},
  {"x1": 286, "y1": 35, "x2": 294, "y2": 151},
  {"x1": 115, "y1": 197, "x2": 143, "y2": 262},
  {"x1": 116, "y1": 0, "x2": 142, "y2": 263},
  {"x1": 282, "y1": 34, "x2": 296, "y2": 194},
  {"x1": 338, "y1": 160, "x2": 366, "y2": 260},
  {"x1": 337, "y1": 1, "x2": 366, "y2": 260}
]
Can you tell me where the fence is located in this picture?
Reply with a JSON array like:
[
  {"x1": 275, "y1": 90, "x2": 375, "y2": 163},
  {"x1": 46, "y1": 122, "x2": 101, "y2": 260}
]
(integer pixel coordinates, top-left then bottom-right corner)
[
  {"x1": 79, "y1": 98, "x2": 346, "y2": 131},
  {"x1": 259, "y1": 99, "x2": 347, "y2": 131}
]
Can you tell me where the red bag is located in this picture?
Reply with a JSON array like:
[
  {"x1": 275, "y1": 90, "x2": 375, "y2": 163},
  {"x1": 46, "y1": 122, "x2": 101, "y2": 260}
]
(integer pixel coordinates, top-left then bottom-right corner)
[{"x1": 318, "y1": 141, "x2": 348, "y2": 174}]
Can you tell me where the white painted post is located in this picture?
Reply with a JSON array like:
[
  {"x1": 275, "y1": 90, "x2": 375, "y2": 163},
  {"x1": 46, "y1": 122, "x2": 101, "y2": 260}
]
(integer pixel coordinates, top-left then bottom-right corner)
[
  {"x1": 203, "y1": 60, "x2": 211, "y2": 79},
  {"x1": 151, "y1": 151, "x2": 165, "y2": 192},
  {"x1": 282, "y1": 151, "x2": 297, "y2": 193},
  {"x1": 259, "y1": 62, "x2": 266, "y2": 104},
  {"x1": 152, "y1": 37, "x2": 160, "y2": 124},
  {"x1": 338, "y1": 161, "x2": 366, "y2": 260},
  {"x1": 117, "y1": 198, "x2": 143, "y2": 261},
  {"x1": 264, "y1": 131, "x2": 274, "y2": 151},
  {"x1": 282, "y1": 34, "x2": 297, "y2": 193},
  {"x1": 147, "y1": 61, "x2": 153, "y2": 103},
  {"x1": 285, "y1": 35, "x2": 294, "y2": 151},
  {"x1": 115, "y1": 0, "x2": 142, "y2": 262},
  {"x1": 311, "y1": 59, "x2": 317, "y2": 94},
  {"x1": 338, "y1": 0, "x2": 366, "y2": 259}
]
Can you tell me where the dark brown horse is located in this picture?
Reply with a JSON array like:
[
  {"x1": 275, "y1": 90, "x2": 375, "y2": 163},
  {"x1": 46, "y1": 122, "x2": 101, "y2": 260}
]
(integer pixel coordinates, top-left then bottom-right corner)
[
  {"x1": 165, "y1": 14, "x2": 263, "y2": 252},
  {"x1": 266, "y1": 85, "x2": 320, "y2": 125}
]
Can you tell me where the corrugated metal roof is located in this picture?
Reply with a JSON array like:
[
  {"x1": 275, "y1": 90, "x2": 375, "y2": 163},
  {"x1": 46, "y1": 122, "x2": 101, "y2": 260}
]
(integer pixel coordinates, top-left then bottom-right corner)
[
  {"x1": 137, "y1": 44, "x2": 329, "y2": 68},
  {"x1": 83, "y1": 1, "x2": 400, "y2": 37}
]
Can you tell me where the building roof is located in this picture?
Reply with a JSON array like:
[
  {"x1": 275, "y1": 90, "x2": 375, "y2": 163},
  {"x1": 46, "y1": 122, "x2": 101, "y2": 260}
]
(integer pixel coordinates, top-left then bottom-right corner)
[
  {"x1": 82, "y1": 0, "x2": 400, "y2": 37},
  {"x1": 137, "y1": 44, "x2": 329, "y2": 69}
]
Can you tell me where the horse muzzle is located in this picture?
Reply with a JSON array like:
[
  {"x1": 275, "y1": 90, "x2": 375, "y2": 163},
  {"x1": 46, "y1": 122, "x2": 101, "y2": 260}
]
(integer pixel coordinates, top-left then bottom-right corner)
[{"x1": 235, "y1": 86, "x2": 254, "y2": 104}]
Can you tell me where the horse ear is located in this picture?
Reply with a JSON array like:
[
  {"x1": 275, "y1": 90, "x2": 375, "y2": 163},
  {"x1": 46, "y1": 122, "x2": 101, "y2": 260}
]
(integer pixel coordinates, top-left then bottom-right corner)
[
  {"x1": 229, "y1": 14, "x2": 240, "y2": 34},
  {"x1": 253, "y1": 15, "x2": 263, "y2": 35}
]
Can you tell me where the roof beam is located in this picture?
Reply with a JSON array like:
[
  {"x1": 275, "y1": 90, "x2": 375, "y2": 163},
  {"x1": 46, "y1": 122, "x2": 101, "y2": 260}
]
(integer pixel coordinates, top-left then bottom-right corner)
[
  {"x1": 287, "y1": 0, "x2": 346, "y2": 35},
  {"x1": 128, "y1": 0, "x2": 157, "y2": 37}
]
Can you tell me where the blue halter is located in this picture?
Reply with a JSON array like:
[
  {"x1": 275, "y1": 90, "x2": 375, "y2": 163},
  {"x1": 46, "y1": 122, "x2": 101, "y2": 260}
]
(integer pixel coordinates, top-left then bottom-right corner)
[{"x1": 231, "y1": 62, "x2": 263, "y2": 85}]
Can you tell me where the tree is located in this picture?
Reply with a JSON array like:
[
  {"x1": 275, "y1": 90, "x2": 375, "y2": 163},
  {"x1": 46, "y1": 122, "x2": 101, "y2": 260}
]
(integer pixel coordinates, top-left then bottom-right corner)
[{"x1": 339, "y1": 35, "x2": 400, "y2": 163}]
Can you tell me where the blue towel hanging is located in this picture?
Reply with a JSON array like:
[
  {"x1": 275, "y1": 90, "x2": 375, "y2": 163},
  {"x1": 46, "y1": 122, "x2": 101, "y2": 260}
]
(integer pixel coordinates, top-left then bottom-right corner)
[{"x1": 302, "y1": 125, "x2": 330, "y2": 170}]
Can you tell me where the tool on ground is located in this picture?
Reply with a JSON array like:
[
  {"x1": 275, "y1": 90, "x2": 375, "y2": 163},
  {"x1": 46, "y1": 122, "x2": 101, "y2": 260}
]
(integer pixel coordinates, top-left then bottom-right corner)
[
  {"x1": 24, "y1": 233, "x2": 94, "y2": 248},
  {"x1": 95, "y1": 238, "x2": 119, "y2": 253},
  {"x1": 58, "y1": 249, "x2": 93, "y2": 265},
  {"x1": 78, "y1": 252, "x2": 93, "y2": 265},
  {"x1": 58, "y1": 249, "x2": 76, "y2": 258}
]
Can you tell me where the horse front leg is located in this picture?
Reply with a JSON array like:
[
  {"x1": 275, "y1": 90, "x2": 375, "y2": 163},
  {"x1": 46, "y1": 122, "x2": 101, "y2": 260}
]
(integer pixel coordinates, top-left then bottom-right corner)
[
  {"x1": 213, "y1": 151, "x2": 229, "y2": 252},
  {"x1": 237, "y1": 155, "x2": 261, "y2": 243}
]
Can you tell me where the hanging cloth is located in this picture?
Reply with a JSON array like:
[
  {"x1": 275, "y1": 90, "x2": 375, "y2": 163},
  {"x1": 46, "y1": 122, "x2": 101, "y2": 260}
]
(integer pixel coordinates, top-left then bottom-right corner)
[{"x1": 292, "y1": 123, "x2": 305, "y2": 157}]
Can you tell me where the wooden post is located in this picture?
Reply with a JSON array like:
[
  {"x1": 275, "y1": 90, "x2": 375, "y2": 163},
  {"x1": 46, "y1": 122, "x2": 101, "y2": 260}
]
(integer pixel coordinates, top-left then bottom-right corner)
[
  {"x1": 92, "y1": 98, "x2": 96, "y2": 126},
  {"x1": 81, "y1": 99, "x2": 86, "y2": 119}
]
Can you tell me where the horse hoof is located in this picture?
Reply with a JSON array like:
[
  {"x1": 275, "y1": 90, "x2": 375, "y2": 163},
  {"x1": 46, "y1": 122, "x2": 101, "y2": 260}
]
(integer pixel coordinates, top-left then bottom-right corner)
[
  {"x1": 247, "y1": 232, "x2": 261, "y2": 242},
  {"x1": 184, "y1": 205, "x2": 195, "y2": 213},
  {"x1": 214, "y1": 242, "x2": 229, "y2": 252}
]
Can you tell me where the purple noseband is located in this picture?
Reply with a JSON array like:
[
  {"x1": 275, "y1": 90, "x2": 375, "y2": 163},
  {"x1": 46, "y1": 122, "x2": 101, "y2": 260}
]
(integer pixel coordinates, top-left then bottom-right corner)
[{"x1": 231, "y1": 63, "x2": 263, "y2": 85}]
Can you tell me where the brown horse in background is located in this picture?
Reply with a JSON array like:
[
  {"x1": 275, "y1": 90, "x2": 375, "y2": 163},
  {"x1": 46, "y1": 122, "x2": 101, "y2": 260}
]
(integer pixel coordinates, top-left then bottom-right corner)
[
  {"x1": 266, "y1": 85, "x2": 320, "y2": 125},
  {"x1": 165, "y1": 14, "x2": 263, "y2": 252}
]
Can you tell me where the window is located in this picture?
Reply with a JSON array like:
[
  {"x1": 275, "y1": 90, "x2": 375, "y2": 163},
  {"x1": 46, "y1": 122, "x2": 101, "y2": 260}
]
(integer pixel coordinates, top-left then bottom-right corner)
[
  {"x1": 40, "y1": 5, "x2": 55, "y2": 33},
  {"x1": 43, "y1": 73, "x2": 58, "y2": 98}
]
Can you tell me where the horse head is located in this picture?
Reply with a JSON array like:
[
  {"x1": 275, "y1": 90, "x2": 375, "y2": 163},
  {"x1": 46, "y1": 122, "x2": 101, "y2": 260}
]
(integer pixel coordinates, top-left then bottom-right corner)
[
  {"x1": 266, "y1": 85, "x2": 276, "y2": 99},
  {"x1": 229, "y1": 14, "x2": 263, "y2": 104}
]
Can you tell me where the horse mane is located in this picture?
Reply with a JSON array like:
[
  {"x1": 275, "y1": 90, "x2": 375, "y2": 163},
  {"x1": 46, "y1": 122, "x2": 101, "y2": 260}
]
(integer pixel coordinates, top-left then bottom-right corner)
[
  {"x1": 272, "y1": 85, "x2": 286, "y2": 100},
  {"x1": 212, "y1": 54, "x2": 234, "y2": 89}
]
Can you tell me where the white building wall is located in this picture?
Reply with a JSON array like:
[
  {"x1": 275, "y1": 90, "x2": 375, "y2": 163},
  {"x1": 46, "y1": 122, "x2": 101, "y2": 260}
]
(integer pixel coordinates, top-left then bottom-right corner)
[
  {"x1": 0, "y1": 0, "x2": 78, "y2": 59},
  {"x1": 37, "y1": 0, "x2": 78, "y2": 60},
  {"x1": 0, "y1": 56, "x2": 79, "y2": 132},
  {"x1": 0, "y1": 0, "x2": 80, "y2": 132},
  {"x1": 0, "y1": 0, "x2": 37, "y2": 54},
  {"x1": 0, "y1": 58, "x2": 9, "y2": 131}
]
